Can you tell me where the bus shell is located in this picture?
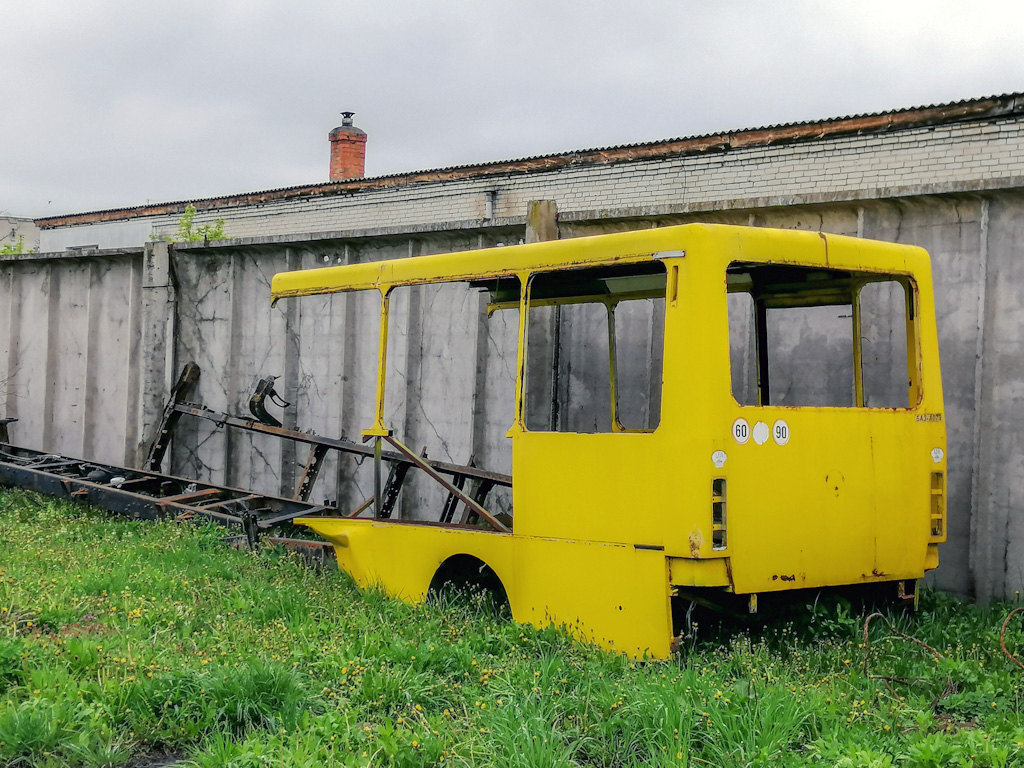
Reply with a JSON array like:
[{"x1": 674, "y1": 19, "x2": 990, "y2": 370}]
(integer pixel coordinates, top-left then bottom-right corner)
[{"x1": 270, "y1": 223, "x2": 946, "y2": 659}]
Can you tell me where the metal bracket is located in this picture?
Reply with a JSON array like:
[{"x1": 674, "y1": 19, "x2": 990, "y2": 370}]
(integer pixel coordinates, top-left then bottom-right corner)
[
  {"x1": 294, "y1": 444, "x2": 329, "y2": 502},
  {"x1": 249, "y1": 376, "x2": 290, "y2": 427},
  {"x1": 145, "y1": 362, "x2": 200, "y2": 471},
  {"x1": 378, "y1": 446, "x2": 426, "y2": 519}
]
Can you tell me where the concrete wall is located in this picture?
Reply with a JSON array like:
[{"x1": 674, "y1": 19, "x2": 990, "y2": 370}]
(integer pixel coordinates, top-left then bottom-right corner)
[
  {"x1": 5, "y1": 194, "x2": 1024, "y2": 602},
  {"x1": 167, "y1": 231, "x2": 521, "y2": 522},
  {"x1": 970, "y1": 196, "x2": 1024, "y2": 602},
  {"x1": 40, "y1": 220, "x2": 155, "y2": 252},
  {"x1": 0, "y1": 249, "x2": 146, "y2": 466}
]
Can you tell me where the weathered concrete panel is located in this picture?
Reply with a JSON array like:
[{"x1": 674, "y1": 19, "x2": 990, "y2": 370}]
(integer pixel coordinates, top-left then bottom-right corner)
[
  {"x1": 166, "y1": 235, "x2": 524, "y2": 518},
  {"x1": 971, "y1": 195, "x2": 1024, "y2": 601},
  {"x1": 170, "y1": 249, "x2": 290, "y2": 495},
  {"x1": 3, "y1": 262, "x2": 52, "y2": 450},
  {"x1": 0, "y1": 253, "x2": 143, "y2": 466}
]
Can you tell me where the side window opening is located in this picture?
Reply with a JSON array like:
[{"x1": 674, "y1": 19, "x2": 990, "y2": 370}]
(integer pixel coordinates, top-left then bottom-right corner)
[
  {"x1": 367, "y1": 277, "x2": 519, "y2": 525},
  {"x1": 726, "y1": 263, "x2": 916, "y2": 409},
  {"x1": 613, "y1": 296, "x2": 665, "y2": 431},
  {"x1": 526, "y1": 302, "x2": 612, "y2": 433},
  {"x1": 859, "y1": 280, "x2": 910, "y2": 408},
  {"x1": 727, "y1": 292, "x2": 758, "y2": 407},
  {"x1": 524, "y1": 262, "x2": 666, "y2": 433}
]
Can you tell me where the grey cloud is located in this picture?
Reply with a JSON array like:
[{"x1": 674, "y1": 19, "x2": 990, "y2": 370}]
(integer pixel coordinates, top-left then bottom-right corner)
[{"x1": 3, "y1": 0, "x2": 1023, "y2": 216}]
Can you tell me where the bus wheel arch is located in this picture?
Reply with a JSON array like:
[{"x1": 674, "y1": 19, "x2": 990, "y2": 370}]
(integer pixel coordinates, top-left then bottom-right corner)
[{"x1": 427, "y1": 554, "x2": 510, "y2": 615}]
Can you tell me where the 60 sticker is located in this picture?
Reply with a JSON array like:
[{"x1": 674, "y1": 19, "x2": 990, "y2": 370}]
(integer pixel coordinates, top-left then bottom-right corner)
[{"x1": 732, "y1": 418, "x2": 750, "y2": 445}]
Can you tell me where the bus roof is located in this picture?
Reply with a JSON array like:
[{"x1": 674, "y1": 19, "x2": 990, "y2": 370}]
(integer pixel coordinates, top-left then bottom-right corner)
[{"x1": 269, "y1": 223, "x2": 927, "y2": 303}]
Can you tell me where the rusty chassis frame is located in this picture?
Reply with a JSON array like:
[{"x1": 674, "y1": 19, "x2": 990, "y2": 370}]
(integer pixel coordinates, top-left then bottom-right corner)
[
  {"x1": 0, "y1": 442, "x2": 326, "y2": 550},
  {"x1": 146, "y1": 363, "x2": 512, "y2": 532},
  {"x1": 0, "y1": 362, "x2": 511, "y2": 547}
]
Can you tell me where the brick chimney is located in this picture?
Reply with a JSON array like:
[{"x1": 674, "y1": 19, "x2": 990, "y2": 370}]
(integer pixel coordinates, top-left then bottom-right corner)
[{"x1": 329, "y1": 112, "x2": 367, "y2": 181}]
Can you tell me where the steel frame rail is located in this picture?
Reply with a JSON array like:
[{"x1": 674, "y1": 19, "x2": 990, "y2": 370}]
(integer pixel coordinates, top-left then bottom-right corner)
[{"x1": 0, "y1": 443, "x2": 326, "y2": 548}]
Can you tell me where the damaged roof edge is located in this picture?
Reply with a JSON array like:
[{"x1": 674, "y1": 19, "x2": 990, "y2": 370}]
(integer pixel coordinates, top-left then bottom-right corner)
[{"x1": 36, "y1": 92, "x2": 1024, "y2": 230}]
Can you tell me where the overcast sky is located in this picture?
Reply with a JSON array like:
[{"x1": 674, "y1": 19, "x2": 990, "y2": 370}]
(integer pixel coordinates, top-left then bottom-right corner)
[{"x1": 3, "y1": 0, "x2": 1023, "y2": 217}]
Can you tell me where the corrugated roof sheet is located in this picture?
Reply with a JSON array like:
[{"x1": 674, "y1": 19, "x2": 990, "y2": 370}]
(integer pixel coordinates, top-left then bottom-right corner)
[{"x1": 36, "y1": 91, "x2": 1024, "y2": 228}]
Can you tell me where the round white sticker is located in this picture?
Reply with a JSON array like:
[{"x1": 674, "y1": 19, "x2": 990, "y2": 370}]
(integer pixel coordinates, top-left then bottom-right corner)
[
  {"x1": 752, "y1": 421, "x2": 770, "y2": 446},
  {"x1": 773, "y1": 419, "x2": 791, "y2": 446},
  {"x1": 931, "y1": 447, "x2": 944, "y2": 463},
  {"x1": 732, "y1": 418, "x2": 751, "y2": 445},
  {"x1": 712, "y1": 450, "x2": 727, "y2": 468}
]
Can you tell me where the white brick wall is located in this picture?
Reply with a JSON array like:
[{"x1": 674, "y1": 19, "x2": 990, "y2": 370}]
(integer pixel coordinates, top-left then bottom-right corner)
[{"x1": 46, "y1": 115, "x2": 1024, "y2": 248}]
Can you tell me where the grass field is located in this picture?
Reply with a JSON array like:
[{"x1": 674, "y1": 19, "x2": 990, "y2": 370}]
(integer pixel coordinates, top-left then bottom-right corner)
[{"x1": 0, "y1": 488, "x2": 1022, "y2": 767}]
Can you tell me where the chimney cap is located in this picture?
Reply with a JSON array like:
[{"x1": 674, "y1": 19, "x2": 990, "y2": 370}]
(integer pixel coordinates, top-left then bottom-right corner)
[{"x1": 330, "y1": 111, "x2": 366, "y2": 138}]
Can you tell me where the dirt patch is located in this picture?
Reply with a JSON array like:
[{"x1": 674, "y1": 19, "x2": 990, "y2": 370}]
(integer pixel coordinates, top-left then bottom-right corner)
[
  {"x1": 934, "y1": 714, "x2": 978, "y2": 733},
  {"x1": 1, "y1": 606, "x2": 38, "y2": 635},
  {"x1": 58, "y1": 613, "x2": 113, "y2": 638},
  {"x1": 126, "y1": 751, "x2": 186, "y2": 768}
]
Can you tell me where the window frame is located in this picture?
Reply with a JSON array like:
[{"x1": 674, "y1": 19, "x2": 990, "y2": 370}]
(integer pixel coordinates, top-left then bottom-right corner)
[
  {"x1": 519, "y1": 264, "x2": 667, "y2": 433},
  {"x1": 725, "y1": 261, "x2": 921, "y2": 410}
]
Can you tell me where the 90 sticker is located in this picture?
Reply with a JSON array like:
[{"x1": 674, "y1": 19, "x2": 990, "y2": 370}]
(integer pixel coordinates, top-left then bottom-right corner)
[{"x1": 773, "y1": 419, "x2": 791, "y2": 446}]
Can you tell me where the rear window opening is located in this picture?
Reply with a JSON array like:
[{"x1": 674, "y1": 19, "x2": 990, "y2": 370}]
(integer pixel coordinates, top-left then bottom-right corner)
[{"x1": 727, "y1": 262, "x2": 916, "y2": 409}]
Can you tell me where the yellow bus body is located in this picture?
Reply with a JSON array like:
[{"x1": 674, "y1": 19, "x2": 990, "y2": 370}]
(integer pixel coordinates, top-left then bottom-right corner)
[{"x1": 271, "y1": 223, "x2": 946, "y2": 659}]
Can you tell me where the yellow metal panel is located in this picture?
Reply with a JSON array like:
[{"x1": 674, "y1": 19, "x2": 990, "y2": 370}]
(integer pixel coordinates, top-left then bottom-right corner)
[
  {"x1": 295, "y1": 517, "x2": 514, "y2": 603},
  {"x1": 271, "y1": 227, "x2": 685, "y2": 301},
  {"x1": 511, "y1": 539, "x2": 673, "y2": 659},
  {"x1": 707, "y1": 408, "x2": 941, "y2": 593},
  {"x1": 296, "y1": 517, "x2": 673, "y2": 659},
  {"x1": 668, "y1": 557, "x2": 731, "y2": 588},
  {"x1": 649, "y1": 228, "x2": 945, "y2": 592},
  {"x1": 511, "y1": 431, "x2": 670, "y2": 547}
]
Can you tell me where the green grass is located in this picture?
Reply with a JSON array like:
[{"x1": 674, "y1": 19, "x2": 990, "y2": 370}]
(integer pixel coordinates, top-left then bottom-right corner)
[{"x1": 0, "y1": 488, "x2": 1021, "y2": 767}]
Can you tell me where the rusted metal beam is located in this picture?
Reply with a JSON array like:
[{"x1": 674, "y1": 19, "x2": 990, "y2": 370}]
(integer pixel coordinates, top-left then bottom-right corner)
[
  {"x1": 440, "y1": 471, "x2": 470, "y2": 524},
  {"x1": 159, "y1": 488, "x2": 222, "y2": 504},
  {"x1": 223, "y1": 535, "x2": 336, "y2": 567},
  {"x1": 256, "y1": 506, "x2": 329, "y2": 529},
  {"x1": 382, "y1": 435, "x2": 510, "y2": 534},
  {"x1": 378, "y1": 446, "x2": 425, "y2": 519},
  {"x1": 170, "y1": 401, "x2": 511, "y2": 486},
  {"x1": 294, "y1": 444, "x2": 329, "y2": 501},
  {"x1": 344, "y1": 496, "x2": 375, "y2": 519},
  {"x1": 146, "y1": 362, "x2": 200, "y2": 472},
  {"x1": 0, "y1": 444, "x2": 327, "y2": 540}
]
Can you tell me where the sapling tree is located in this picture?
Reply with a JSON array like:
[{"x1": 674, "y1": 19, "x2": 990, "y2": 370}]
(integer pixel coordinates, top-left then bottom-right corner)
[
  {"x1": 161, "y1": 204, "x2": 227, "y2": 242},
  {"x1": 0, "y1": 234, "x2": 25, "y2": 254}
]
